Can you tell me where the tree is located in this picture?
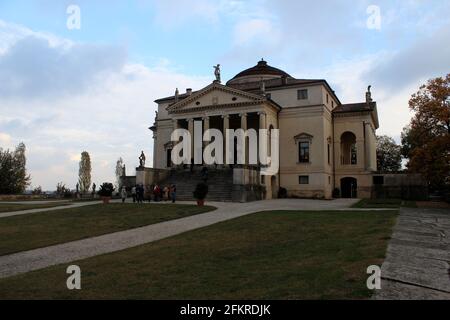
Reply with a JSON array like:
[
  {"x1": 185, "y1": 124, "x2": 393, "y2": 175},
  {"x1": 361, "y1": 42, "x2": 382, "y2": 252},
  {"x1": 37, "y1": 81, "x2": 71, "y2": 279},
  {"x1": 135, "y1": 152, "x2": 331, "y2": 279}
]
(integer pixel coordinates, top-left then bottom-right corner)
[
  {"x1": 78, "y1": 151, "x2": 91, "y2": 193},
  {"x1": 401, "y1": 74, "x2": 450, "y2": 190},
  {"x1": 376, "y1": 135, "x2": 402, "y2": 172},
  {"x1": 0, "y1": 142, "x2": 31, "y2": 194},
  {"x1": 115, "y1": 157, "x2": 124, "y2": 189}
]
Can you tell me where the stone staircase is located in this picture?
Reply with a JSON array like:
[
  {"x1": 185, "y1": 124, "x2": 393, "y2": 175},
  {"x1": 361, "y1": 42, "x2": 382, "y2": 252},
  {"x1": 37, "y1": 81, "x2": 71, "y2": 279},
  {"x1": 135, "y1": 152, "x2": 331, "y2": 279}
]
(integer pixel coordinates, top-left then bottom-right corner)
[{"x1": 160, "y1": 167, "x2": 234, "y2": 202}]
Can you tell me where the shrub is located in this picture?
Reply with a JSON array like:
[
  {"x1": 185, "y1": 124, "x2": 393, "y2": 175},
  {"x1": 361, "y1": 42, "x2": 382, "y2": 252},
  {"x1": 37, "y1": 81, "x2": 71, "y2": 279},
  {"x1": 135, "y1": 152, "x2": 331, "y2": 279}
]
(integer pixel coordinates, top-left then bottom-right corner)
[
  {"x1": 98, "y1": 183, "x2": 115, "y2": 197},
  {"x1": 278, "y1": 187, "x2": 287, "y2": 199},
  {"x1": 332, "y1": 188, "x2": 340, "y2": 198},
  {"x1": 193, "y1": 183, "x2": 208, "y2": 200}
]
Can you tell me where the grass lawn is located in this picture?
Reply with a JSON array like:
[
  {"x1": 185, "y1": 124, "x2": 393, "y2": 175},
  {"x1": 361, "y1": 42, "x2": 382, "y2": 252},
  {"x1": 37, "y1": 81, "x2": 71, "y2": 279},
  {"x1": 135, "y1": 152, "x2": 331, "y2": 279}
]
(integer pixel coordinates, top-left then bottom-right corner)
[
  {"x1": 352, "y1": 198, "x2": 417, "y2": 208},
  {"x1": 0, "y1": 204, "x2": 214, "y2": 256},
  {"x1": 0, "y1": 202, "x2": 70, "y2": 213},
  {"x1": 0, "y1": 210, "x2": 397, "y2": 300}
]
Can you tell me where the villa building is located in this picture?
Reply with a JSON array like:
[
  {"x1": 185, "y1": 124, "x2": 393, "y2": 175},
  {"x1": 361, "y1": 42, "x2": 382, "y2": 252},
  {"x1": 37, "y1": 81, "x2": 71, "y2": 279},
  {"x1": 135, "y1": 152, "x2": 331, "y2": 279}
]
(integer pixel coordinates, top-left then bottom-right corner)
[{"x1": 145, "y1": 60, "x2": 380, "y2": 201}]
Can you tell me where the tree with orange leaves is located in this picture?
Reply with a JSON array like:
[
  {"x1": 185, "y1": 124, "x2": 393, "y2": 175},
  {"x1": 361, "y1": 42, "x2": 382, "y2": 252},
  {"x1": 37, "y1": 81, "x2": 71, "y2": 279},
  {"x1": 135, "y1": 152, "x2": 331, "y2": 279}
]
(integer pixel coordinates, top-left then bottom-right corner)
[{"x1": 401, "y1": 74, "x2": 450, "y2": 190}]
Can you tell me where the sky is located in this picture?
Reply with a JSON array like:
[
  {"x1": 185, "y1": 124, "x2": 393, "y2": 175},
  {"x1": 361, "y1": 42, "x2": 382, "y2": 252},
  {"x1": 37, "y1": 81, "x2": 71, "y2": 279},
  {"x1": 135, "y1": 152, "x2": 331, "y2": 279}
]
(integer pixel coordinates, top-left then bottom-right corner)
[{"x1": 0, "y1": 0, "x2": 449, "y2": 190}]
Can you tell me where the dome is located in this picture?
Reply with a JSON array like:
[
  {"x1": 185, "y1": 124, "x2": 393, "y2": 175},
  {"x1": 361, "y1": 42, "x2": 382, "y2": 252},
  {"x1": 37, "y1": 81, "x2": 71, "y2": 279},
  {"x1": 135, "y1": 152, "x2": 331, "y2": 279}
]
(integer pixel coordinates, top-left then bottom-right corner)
[{"x1": 227, "y1": 59, "x2": 292, "y2": 85}]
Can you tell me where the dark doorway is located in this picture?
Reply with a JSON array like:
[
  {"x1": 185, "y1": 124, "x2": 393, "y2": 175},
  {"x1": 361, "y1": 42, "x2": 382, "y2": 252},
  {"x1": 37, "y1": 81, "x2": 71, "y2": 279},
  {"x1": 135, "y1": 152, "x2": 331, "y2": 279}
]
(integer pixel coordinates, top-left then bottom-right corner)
[{"x1": 341, "y1": 177, "x2": 357, "y2": 198}]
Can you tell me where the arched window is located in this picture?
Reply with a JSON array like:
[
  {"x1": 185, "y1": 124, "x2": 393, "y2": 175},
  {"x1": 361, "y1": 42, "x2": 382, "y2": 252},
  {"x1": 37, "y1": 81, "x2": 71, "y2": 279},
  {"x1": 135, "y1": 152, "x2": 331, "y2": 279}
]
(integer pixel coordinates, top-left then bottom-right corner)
[{"x1": 341, "y1": 132, "x2": 357, "y2": 165}]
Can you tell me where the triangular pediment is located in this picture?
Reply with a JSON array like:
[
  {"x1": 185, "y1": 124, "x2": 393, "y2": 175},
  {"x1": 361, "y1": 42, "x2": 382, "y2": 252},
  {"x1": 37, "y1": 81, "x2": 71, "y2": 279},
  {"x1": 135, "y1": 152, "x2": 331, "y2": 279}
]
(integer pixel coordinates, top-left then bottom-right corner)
[{"x1": 167, "y1": 82, "x2": 266, "y2": 113}]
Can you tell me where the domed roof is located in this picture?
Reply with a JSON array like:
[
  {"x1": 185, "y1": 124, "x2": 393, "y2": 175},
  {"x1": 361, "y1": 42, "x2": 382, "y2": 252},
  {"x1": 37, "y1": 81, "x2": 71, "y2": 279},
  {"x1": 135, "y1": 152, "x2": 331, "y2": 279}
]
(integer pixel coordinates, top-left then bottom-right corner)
[{"x1": 227, "y1": 59, "x2": 291, "y2": 84}]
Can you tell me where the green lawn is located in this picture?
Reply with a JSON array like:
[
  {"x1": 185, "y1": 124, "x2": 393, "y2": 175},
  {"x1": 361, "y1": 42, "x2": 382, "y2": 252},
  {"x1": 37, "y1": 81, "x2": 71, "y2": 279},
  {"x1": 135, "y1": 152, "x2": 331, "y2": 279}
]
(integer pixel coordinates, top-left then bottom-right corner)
[
  {"x1": 352, "y1": 198, "x2": 417, "y2": 208},
  {"x1": 0, "y1": 204, "x2": 215, "y2": 256},
  {"x1": 0, "y1": 210, "x2": 397, "y2": 300},
  {"x1": 0, "y1": 202, "x2": 70, "y2": 213}
]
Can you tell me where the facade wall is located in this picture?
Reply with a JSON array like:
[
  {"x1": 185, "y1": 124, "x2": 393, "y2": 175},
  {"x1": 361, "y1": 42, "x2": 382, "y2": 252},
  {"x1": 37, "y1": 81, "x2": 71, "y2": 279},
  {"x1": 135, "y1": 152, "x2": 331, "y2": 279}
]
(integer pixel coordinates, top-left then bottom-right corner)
[
  {"x1": 268, "y1": 85, "x2": 324, "y2": 108},
  {"x1": 152, "y1": 81, "x2": 379, "y2": 201},
  {"x1": 278, "y1": 104, "x2": 332, "y2": 199}
]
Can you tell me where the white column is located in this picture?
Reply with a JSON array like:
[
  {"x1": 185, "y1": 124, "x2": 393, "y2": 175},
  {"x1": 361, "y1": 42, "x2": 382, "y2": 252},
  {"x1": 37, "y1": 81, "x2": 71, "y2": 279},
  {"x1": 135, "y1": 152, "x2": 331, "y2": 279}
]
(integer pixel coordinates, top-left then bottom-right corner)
[
  {"x1": 258, "y1": 111, "x2": 266, "y2": 130},
  {"x1": 187, "y1": 118, "x2": 194, "y2": 163},
  {"x1": 240, "y1": 113, "x2": 248, "y2": 165},
  {"x1": 258, "y1": 111, "x2": 267, "y2": 166},
  {"x1": 203, "y1": 116, "x2": 210, "y2": 141},
  {"x1": 222, "y1": 115, "x2": 230, "y2": 165}
]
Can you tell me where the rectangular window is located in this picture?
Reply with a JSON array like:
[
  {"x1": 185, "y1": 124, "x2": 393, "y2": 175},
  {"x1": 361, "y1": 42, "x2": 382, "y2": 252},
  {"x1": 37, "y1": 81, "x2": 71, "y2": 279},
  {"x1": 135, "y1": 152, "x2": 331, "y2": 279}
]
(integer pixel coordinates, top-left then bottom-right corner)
[
  {"x1": 297, "y1": 89, "x2": 308, "y2": 100},
  {"x1": 261, "y1": 175, "x2": 265, "y2": 185},
  {"x1": 327, "y1": 144, "x2": 330, "y2": 164},
  {"x1": 332, "y1": 101, "x2": 334, "y2": 108},
  {"x1": 299, "y1": 176, "x2": 309, "y2": 185},
  {"x1": 326, "y1": 94, "x2": 329, "y2": 104},
  {"x1": 298, "y1": 142, "x2": 310, "y2": 163}
]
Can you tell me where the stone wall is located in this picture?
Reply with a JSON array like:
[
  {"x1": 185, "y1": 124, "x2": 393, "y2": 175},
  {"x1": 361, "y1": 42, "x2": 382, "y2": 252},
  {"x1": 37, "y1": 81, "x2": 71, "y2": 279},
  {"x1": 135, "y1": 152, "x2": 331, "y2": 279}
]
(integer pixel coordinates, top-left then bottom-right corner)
[{"x1": 371, "y1": 173, "x2": 428, "y2": 200}]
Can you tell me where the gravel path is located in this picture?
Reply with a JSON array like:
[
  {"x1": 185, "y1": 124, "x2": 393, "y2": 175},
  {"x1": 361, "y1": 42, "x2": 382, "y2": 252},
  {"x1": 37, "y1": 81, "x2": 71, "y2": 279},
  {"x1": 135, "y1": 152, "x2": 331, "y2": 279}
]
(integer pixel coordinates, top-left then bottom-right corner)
[
  {"x1": 0, "y1": 201, "x2": 103, "y2": 219},
  {"x1": 0, "y1": 198, "x2": 360, "y2": 278},
  {"x1": 375, "y1": 208, "x2": 450, "y2": 300}
]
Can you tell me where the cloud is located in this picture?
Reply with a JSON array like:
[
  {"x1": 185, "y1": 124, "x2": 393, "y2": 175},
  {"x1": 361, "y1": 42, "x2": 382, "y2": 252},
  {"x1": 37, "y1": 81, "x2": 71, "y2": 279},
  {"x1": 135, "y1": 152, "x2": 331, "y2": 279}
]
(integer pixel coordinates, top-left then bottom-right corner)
[
  {"x1": 0, "y1": 23, "x2": 127, "y2": 99},
  {"x1": 0, "y1": 20, "x2": 209, "y2": 190},
  {"x1": 0, "y1": 132, "x2": 13, "y2": 148},
  {"x1": 364, "y1": 24, "x2": 450, "y2": 92}
]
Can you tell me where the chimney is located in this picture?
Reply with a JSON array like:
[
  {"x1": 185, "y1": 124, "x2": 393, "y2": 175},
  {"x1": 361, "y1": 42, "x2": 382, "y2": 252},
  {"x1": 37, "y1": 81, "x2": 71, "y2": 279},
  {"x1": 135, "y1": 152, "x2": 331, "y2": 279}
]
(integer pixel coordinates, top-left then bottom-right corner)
[{"x1": 186, "y1": 88, "x2": 192, "y2": 96}]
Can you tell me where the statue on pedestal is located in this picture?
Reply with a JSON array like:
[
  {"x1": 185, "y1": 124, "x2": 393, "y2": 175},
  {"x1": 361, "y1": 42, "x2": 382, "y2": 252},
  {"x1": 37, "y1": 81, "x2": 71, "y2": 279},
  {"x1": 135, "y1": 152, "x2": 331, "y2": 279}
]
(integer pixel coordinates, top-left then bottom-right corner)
[
  {"x1": 213, "y1": 64, "x2": 221, "y2": 83},
  {"x1": 139, "y1": 151, "x2": 146, "y2": 167}
]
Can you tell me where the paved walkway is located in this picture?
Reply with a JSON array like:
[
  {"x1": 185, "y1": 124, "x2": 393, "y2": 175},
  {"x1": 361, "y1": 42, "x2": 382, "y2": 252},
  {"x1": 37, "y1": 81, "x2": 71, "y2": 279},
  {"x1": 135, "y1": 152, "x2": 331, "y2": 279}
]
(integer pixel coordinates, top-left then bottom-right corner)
[
  {"x1": 375, "y1": 208, "x2": 450, "y2": 299},
  {"x1": 0, "y1": 198, "x2": 360, "y2": 278},
  {"x1": 0, "y1": 201, "x2": 103, "y2": 219}
]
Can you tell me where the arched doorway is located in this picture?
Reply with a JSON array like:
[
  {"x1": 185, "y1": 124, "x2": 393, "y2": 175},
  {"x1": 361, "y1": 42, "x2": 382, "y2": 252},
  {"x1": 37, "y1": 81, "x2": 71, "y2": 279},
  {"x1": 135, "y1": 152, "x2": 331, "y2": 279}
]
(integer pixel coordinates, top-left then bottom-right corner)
[{"x1": 341, "y1": 177, "x2": 357, "y2": 198}]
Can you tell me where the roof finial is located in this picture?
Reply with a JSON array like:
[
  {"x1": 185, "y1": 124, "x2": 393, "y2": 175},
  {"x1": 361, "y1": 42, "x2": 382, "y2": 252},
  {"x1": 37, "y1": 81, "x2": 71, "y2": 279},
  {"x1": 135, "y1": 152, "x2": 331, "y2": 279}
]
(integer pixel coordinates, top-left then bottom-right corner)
[
  {"x1": 366, "y1": 85, "x2": 373, "y2": 103},
  {"x1": 175, "y1": 88, "x2": 179, "y2": 103}
]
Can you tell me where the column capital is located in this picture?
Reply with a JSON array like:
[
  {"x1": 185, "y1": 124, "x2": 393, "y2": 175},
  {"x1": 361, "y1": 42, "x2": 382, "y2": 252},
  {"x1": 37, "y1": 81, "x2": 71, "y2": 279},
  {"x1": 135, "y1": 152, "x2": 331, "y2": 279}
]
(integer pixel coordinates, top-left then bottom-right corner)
[
  {"x1": 257, "y1": 111, "x2": 266, "y2": 116},
  {"x1": 239, "y1": 112, "x2": 247, "y2": 118},
  {"x1": 202, "y1": 116, "x2": 210, "y2": 121},
  {"x1": 221, "y1": 114, "x2": 230, "y2": 119}
]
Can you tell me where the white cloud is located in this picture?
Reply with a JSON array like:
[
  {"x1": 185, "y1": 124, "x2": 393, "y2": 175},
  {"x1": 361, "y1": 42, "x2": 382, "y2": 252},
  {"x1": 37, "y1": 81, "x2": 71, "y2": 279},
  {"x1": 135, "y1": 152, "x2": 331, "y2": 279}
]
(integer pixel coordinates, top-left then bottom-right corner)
[{"x1": 0, "y1": 20, "x2": 209, "y2": 190}]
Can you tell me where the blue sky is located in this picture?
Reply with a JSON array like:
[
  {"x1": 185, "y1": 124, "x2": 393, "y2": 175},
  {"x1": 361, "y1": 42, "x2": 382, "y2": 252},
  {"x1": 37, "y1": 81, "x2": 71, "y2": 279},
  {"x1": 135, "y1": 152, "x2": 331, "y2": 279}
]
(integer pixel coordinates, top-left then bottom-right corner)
[{"x1": 0, "y1": 0, "x2": 449, "y2": 190}]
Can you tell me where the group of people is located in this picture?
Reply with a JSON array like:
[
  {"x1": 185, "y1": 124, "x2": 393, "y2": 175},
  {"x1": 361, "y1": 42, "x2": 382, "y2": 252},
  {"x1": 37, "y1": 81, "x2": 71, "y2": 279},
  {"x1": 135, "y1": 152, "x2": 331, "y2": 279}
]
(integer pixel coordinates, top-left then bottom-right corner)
[{"x1": 120, "y1": 184, "x2": 177, "y2": 203}]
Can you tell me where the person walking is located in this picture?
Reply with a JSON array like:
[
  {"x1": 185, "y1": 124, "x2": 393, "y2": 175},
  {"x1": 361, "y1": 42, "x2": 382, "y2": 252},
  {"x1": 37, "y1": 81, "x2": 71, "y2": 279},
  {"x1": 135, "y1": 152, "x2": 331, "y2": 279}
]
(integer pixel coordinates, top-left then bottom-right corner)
[
  {"x1": 163, "y1": 186, "x2": 169, "y2": 201},
  {"x1": 137, "y1": 185, "x2": 144, "y2": 203},
  {"x1": 153, "y1": 184, "x2": 160, "y2": 202},
  {"x1": 121, "y1": 186, "x2": 127, "y2": 203},
  {"x1": 131, "y1": 185, "x2": 137, "y2": 203},
  {"x1": 170, "y1": 184, "x2": 177, "y2": 203}
]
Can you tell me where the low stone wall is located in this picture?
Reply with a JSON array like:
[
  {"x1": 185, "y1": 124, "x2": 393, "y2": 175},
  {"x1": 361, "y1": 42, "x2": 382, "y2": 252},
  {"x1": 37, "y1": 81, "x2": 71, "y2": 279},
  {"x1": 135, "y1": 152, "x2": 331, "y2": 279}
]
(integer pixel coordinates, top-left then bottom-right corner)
[
  {"x1": 371, "y1": 173, "x2": 428, "y2": 201},
  {"x1": 287, "y1": 190, "x2": 325, "y2": 199}
]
